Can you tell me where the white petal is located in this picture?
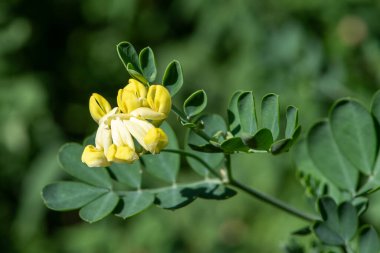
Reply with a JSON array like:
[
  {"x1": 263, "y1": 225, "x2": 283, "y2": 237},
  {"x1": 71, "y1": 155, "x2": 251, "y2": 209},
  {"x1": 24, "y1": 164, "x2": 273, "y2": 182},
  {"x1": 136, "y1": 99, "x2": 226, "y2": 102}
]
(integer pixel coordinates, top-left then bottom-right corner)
[
  {"x1": 110, "y1": 118, "x2": 135, "y2": 150},
  {"x1": 124, "y1": 117, "x2": 154, "y2": 150},
  {"x1": 130, "y1": 107, "x2": 166, "y2": 120},
  {"x1": 95, "y1": 123, "x2": 112, "y2": 154}
]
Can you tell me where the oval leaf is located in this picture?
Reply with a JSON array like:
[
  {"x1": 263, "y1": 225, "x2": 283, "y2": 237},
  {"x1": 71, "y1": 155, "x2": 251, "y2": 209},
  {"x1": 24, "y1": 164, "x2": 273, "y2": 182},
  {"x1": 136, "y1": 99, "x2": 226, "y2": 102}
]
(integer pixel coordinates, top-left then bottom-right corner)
[
  {"x1": 108, "y1": 161, "x2": 142, "y2": 189},
  {"x1": 313, "y1": 222, "x2": 345, "y2": 246},
  {"x1": 183, "y1": 90, "x2": 207, "y2": 119},
  {"x1": 162, "y1": 60, "x2": 183, "y2": 97},
  {"x1": 127, "y1": 63, "x2": 148, "y2": 85},
  {"x1": 242, "y1": 129, "x2": 273, "y2": 151},
  {"x1": 227, "y1": 90, "x2": 243, "y2": 135},
  {"x1": 221, "y1": 137, "x2": 249, "y2": 153},
  {"x1": 237, "y1": 91, "x2": 257, "y2": 135},
  {"x1": 270, "y1": 138, "x2": 293, "y2": 155},
  {"x1": 117, "y1": 41, "x2": 140, "y2": 71},
  {"x1": 139, "y1": 47, "x2": 157, "y2": 83},
  {"x1": 79, "y1": 191, "x2": 119, "y2": 223},
  {"x1": 338, "y1": 202, "x2": 358, "y2": 241},
  {"x1": 142, "y1": 122, "x2": 180, "y2": 183},
  {"x1": 261, "y1": 93, "x2": 280, "y2": 140},
  {"x1": 330, "y1": 99, "x2": 377, "y2": 175},
  {"x1": 58, "y1": 143, "x2": 112, "y2": 188},
  {"x1": 116, "y1": 191, "x2": 154, "y2": 219},
  {"x1": 42, "y1": 181, "x2": 107, "y2": 211},
  {"x1": 285, "y1": 106, "x2": 299, "y2": 138},
  {"x1": 307, "y1": 120, "x2": 358, "y2": 192},
  {"x1": 371, "y1": 90, "x2": 380, "y2": 126},
  {"x1": 155, "y1": 186, "x2": 196, "y2": 210},
  {"x1": 359, "y1": 226, "x2": 380, "y2": 253},
  {"x1": 186, "y1": 114, "x2": 226, "y2": 176}
]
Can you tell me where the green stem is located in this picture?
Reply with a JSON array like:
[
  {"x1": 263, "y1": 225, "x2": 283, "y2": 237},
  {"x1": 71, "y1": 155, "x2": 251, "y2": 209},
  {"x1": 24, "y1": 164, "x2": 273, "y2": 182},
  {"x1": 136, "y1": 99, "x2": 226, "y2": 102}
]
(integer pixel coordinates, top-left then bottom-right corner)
[
  {"x1": 162, "y1": 149, "x2": 222, "y2": 179},
  {"x1": 228, "y1": 178, "x2": 318, "y2": 222}
]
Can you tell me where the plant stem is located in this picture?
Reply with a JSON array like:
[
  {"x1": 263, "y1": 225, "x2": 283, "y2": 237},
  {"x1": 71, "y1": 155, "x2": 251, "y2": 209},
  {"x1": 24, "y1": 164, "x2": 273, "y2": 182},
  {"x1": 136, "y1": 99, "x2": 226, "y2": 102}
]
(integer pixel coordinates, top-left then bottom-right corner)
[
  {"x1": 171, "y1": 104, "x2": 212, "y2": 142},
  {"x1": 162, "y1": 149, "x2": 222, "y2": 179},
  {"x1": 228, "y1": 178, "x2": 318, "y2": 222}
]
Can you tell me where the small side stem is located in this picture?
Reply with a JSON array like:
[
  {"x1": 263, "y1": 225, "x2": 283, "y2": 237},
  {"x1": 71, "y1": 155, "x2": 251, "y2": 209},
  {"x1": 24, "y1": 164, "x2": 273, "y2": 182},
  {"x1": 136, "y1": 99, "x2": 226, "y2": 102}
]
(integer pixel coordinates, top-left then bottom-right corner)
[
  {"x1": 171, "y1": 104, "x2": 212, "y2": 142},
  {"x1": 228, "y1": 178, "x2": 318, "y2": 222}
]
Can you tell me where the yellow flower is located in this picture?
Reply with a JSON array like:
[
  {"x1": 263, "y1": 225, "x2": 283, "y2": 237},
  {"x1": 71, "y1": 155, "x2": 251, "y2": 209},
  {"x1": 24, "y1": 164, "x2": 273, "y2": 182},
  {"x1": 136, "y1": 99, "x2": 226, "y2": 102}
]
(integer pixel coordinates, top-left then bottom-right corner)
[
  {"x1": 147, "y1": 85, "x2": 171, "y2": 117},
  {"x1": 106, "y1": 118, "x2": 139, "y2": 163},
  {"x1": 117, "y1": 79, "x2": 148, "y2": 113},
  {"x1": 81, "y1": 145, "x2": 111, "y2": 167},
  {"x1": 124, "y1": 117, "x2": 168, "y2": 154},
  {"x1": 89, "y1": 93, "x2": 112, "y2": 123},
  {"x1": 144, "y1": 127, "x2": 168, "y2": 154},
  {"x1": 82, "y1": 123, "x2": 113, "y2": 167}
]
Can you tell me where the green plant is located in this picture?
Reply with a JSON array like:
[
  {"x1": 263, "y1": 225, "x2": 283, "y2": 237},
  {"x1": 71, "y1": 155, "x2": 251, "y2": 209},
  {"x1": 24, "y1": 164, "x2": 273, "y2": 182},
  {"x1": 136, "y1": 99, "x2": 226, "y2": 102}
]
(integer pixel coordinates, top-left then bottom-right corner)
[{"x1": 41, "y1": 42, "x2": 380, "y2": 252}]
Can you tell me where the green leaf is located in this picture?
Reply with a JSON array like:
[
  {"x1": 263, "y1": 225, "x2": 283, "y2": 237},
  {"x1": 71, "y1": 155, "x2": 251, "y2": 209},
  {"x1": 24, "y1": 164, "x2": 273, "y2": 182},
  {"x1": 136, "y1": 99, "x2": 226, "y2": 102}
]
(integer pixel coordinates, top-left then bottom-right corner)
[
  {"x1": 58, "y1": 143, "x2": 112, "y2": 188},
  {"x1": 270, "y1": 138, "x2": 293, "y2": 155},
  {"x1": 117, "y1": 41, "x2": 140, "y2": 71},
  {"x1": 237, "y1": 91, "x2": 257, "y2": 135},
  {"x1": 116, "y1": 191, "x2": 154, "y2": 219},
  {"x1": 221, "y1": 137, "x2": 249, "y2": 153},
  {"x1": 285, "y1": 106, "x2": 299, "y2": 138},
  {"x1": 108, "y1": 162, "x2": 141, "y2": 189},
  {"x1": 42, "y1": 182, "x2": 107, "y2": 211},
  {"x1": 162, "y1": 60, "x2": 183, "y2": 97},
  {"x1": 242, "y1": 129, "x2": 273, "y2": 151},
  {"x1": 194, "y1": 182, "x2": 237, "y2": 200},
  {"x1": 371, "y1": 90, "x2": 380, "y2": 125},
  {"x1": 186, "y1": 114, "x2": 226, "y2": 176},
  {"x1": 126, "y1": 63, "x2": 148, "y2": 85},
  {"x1": 359, "y1": 226, "x2": 380, "y2": 253},
  {"x1": 338, "y1": 202, "x2": 358, "y2": 241},
  {"x1": 318, "y1": 197, "x2": 339, "y2": 226},
  {"x1": 155, "y1": 186, "x2": 196, "y2": 210},
  {"x1": 142, "y1": 122, "x2": 180, "y2": 183},
  {"x1": 227, "y1": 90, "x2": 243, "y2": 135},
  {"x1": 330, "y1": 99, "x2": 377, "y2": 175},
  {"x1": 139, "y1": 47, "x2": 157, "y2": 83},
  {"x1": 183, "y1": 90, "x2": 207, "y2": 119},
  {"x1": 307, "y1": 120, "x2": 358, "y2": 192},
  {"x1": 261, "y1": 93, "x2": 280, "y2": 140},
  {"x1": 83, "y1": 132, "x2": 96, "y2": 146},
  {"x1": 79, "y1": 191, "x2": 119, "y2": 223},
  {"x1": 188, "y1": 143, "x2": 223, "y2": 153},
  {"x1": 313, "y1": 222, "x2": 345, "y2": 246}
]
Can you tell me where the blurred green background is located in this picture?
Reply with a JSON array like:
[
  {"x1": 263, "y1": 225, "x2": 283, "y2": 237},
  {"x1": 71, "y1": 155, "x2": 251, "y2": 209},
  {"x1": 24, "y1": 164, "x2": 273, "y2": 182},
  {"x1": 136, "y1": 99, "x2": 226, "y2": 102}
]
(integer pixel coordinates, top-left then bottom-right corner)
[{"x1": 2, "y1": 0, "x2": 380, "y2": 252}]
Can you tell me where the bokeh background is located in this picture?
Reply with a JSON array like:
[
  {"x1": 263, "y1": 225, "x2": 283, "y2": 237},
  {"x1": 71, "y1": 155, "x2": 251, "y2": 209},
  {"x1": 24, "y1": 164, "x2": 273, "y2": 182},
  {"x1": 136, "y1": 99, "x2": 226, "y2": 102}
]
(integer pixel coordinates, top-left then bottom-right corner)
[{"x1": 2, "y1": 0, "x2": 380, "y2": 252}]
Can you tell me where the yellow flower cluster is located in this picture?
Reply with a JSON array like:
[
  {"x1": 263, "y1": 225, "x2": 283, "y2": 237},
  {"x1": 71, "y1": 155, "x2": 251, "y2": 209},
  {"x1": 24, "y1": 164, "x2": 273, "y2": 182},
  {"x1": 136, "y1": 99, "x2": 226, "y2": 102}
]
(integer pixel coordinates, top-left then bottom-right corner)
[{"x1": 81, "y1": 79, "x2": 171, "y2": 167}]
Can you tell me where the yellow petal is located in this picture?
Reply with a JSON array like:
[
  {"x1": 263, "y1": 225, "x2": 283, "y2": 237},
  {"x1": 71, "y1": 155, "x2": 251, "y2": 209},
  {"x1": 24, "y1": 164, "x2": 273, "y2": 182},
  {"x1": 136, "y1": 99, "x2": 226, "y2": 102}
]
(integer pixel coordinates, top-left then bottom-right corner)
[
  {"x1": 118, "y1": 79, "x2": 148, "y2": 113},
  {"x1": 82, "y1": 145, "x2": 110, "y2": 167},
  {"x1": 147, "y1": 85, "x2": 171, "y2": 116},
  {"x1": 144, "y1": 127, "x2": 168, "y2": 154},
  {"x1": 106, "y1": 144, "x2": 139, "y2": 163},
  {"x1": 89, "y1": 93, "x2": 112, "y2": 123}
]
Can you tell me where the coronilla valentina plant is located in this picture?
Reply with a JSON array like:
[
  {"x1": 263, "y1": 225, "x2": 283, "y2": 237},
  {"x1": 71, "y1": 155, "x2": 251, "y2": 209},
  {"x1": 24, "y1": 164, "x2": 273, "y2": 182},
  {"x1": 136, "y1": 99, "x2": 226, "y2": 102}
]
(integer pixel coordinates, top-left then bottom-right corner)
[{"x1": 42, "y1": 41, "x2": 380, "y2": 253}]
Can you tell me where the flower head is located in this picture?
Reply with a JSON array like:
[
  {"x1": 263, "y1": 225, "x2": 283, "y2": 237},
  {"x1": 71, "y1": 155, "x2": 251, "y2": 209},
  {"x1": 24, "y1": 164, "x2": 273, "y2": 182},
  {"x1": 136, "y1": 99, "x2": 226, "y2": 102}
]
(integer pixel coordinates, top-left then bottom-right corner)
[{"x1": 82, "y1": 79, "x2": 172, "y2": 167}]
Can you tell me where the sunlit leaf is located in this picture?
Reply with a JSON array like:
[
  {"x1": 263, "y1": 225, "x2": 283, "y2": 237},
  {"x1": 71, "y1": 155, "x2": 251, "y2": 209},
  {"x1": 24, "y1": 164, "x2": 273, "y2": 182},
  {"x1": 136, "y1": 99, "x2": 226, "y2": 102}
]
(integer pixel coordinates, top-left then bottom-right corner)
[
  {"x1": 261, "y1": 93, "x2": 280, "y2": 140},
  {"x1": 116, "y1": 191, "x2": 154, "y2": 219},
  {"x1": 330, "y1": 99, "x2": 377, "y2": 175},
  {"x1": 108, "y1": 161, "x2": 141, "y2": 189},
  {"x1": 307, "y1": 121, "x2": 358, "y2": 192},
  {"x1": 162, "y1": 60, "x2": 183, "y2": 97},
  {"x1": 237, "y1": 91, "x2": 257, "y2": 135},
  {"x1": 117, "y1": 41, "x2": 140, "y2": 71},
  {"x1": 139, "y1": 47, "x2": 157, "y2": 83},
  {"x1": 126, "y1": 63, "x2": 148, "y2": 85},
  {"x1": 42, "y1": 181, "x2": 107, "y2": 211},
  {"x1": 285, "y1": 106, "x2": 299, "y2": 138},
  {"x1": 79, "y1": 191, "x2": 119, "y2": 223},
  {"x1": 227, "y1": 90, "x2": 243, "y2": 135},
  {"x1": 183, "y1": 90, "x2": 207, "y2": 119}
]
